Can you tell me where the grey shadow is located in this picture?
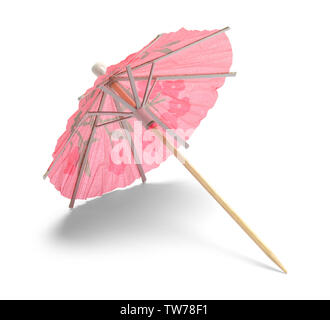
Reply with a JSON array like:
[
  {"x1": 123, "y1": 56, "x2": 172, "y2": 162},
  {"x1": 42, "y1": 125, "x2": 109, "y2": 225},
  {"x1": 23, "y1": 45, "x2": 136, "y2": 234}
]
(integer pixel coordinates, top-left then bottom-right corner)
[
  {"x1": 52, "y1": 181, "x2": 203, "y2": 246},
  {"x1": 50, "y1": 181, "x2": 283, "y2": 273}
]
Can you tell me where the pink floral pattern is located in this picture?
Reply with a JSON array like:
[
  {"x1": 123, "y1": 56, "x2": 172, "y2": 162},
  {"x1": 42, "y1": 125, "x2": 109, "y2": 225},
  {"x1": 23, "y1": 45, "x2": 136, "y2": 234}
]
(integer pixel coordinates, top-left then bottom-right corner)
[
  {"x1": 64, "y1": 146, "x2": 80, "y2": 175},
  {"x1": 138, "y1": 80, "x2": 190, "y2": 129}
]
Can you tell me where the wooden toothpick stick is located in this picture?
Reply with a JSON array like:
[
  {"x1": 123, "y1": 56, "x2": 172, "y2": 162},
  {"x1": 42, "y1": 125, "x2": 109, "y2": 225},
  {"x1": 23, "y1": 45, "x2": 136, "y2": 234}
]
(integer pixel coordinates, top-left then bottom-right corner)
[{"x1": 152, "y1": 128, "x2": 287, "y2": 274}]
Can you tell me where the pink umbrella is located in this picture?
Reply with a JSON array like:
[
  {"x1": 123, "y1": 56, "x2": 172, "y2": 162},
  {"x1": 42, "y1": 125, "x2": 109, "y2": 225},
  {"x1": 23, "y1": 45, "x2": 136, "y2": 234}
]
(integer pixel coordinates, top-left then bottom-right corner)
[{"x1": 44, "y1": 27, "x2": 286, "y2": 273}]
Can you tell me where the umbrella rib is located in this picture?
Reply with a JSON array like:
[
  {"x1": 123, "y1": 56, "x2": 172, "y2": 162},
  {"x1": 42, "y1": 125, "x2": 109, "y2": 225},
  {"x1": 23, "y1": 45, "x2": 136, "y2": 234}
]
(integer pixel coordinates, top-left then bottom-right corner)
[
  {"x1": 43, "y1": 90, "x2": 102, "y2": 179},
  {"x1": 157, "y1": 72, "x2": 236, "y2": 80},
  {"x1": 112, "y1": 98, "x2": 146, "y2": 183},
  {"x1": 138, "y1": 33, "x2": 163, "y2": 57},
  {"x1": 117, "y1": 27, "x2": 230, "y2": 74},
  {"x1": 69, "y1": 92, "x2": 106, "y2": 208},
  {"x1": 88, "y1": 111, "x2": 133, "y2": 116},
  {"x1": 141, "y1": 62, "x2": 155, "y2": 107},
  {"x1": 144, "y1": 106, "x2": 189, "y2": 149},
  {"x1": 98, "y1": 85, "x2": 137, "y2": 113},
  {"x1": 115, "y1": 72, "x2": 236, "y2": 81},
  {"x1": 95, "y1": 115, "x2": 132, "y2": 128},
  {"x1": 77, "y1": 88, "x2": 97, "y2": 102},
  {"x1": 126, "y1": 65, "x2": 141, "y2": 108},
  {"x1": 144, "y1": 78, "x2": 158, "y2": 106}
]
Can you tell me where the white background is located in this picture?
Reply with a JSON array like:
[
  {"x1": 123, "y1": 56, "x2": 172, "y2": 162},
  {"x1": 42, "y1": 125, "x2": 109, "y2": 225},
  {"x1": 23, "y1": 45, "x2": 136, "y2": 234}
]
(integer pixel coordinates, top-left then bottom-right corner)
[{"x1": 0, "y1": 0, "x2": 329, "y2": 300}]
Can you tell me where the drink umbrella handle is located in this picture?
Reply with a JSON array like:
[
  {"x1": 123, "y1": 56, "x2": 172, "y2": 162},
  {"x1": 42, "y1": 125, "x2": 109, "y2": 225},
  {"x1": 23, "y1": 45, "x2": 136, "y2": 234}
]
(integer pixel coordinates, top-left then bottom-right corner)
[{"x1": 151, "y1": 128, "x2": 287, "y2": 274}]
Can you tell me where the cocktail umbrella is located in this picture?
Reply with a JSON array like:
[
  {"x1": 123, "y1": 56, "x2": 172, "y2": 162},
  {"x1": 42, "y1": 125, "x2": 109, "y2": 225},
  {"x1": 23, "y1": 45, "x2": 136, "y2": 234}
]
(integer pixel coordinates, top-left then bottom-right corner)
[{"x1": 44, "y1": 27, "x2": 286, "y2": 273}]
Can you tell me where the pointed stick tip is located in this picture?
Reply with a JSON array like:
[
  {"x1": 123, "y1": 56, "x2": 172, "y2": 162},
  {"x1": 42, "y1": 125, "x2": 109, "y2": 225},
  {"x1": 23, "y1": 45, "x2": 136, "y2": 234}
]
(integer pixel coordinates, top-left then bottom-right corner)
[
  {"x1": 69, "y1": 200, "x2": 75, "y2": 209},
  {"x1": 280, "y1": 265, "x2": 288, "y2": 274},
  {"x1": 273, "y1": 257, "x2": 287, "y2": 274}
]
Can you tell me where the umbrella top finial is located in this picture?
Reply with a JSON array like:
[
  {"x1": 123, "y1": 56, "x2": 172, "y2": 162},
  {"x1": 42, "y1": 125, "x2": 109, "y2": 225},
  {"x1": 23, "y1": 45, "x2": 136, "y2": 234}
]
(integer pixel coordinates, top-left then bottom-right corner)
[{"x1": 92, "y1": 63, "x2": 106, "y2": 77}]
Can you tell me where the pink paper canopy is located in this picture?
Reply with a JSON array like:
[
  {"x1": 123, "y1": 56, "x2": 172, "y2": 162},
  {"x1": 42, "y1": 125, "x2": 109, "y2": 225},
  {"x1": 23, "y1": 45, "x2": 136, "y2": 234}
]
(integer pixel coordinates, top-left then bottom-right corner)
[{"x1": 47, "y1": 28, "x2": 233, "y2": 200}]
